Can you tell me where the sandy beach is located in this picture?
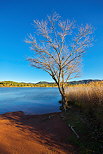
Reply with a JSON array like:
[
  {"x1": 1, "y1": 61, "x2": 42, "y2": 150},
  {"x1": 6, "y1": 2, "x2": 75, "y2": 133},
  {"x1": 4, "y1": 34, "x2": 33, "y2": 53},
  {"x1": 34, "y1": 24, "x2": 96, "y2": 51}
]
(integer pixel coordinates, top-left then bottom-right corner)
[{"x1": 0, "y1": 111, "x2": 77, "y2": 154}]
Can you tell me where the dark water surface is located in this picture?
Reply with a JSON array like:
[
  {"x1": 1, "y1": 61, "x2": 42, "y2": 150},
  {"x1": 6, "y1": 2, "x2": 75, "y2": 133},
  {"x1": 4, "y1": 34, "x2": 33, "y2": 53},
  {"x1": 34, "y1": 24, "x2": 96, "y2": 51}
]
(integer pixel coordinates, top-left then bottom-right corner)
[{"x1": 0, "y1": 87, "x2": 61, "y2": 114}]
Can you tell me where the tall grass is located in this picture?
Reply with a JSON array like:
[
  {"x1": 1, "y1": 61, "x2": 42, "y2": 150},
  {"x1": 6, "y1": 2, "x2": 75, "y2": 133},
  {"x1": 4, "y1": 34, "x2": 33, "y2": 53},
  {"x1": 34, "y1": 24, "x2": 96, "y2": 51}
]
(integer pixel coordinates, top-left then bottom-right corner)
[
  {"x1": 66, "y1": 81, "x2": 103, "y2": 150},
  {"x1": 66, "y1": 81, "x2": 103, "y2": 128},
  {"x1": 66, "y1": 81, "x2": 103, "y2": 108}
]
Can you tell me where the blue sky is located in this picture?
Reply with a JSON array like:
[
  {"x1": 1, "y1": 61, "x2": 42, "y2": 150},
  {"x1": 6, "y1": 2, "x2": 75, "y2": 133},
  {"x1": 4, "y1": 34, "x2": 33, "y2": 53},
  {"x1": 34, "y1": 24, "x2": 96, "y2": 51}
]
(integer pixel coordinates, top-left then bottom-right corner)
[{"x1": 0, "y1": 0, "x2": 103, "y2": 83}]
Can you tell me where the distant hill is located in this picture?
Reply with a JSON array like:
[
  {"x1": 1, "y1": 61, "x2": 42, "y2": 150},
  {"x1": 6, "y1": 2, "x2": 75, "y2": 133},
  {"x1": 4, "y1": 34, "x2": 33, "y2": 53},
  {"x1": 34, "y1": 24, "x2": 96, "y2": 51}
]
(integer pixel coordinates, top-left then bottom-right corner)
[
  {"x1": 0, "y1": 79, "x2": 102, "y2": 87},
  {"x1": 36, "y1": 79, "x2": 102, "y2": 85},
  {"x1": 0, "y1": 81, "x2": 56, "y2": 87},
  {"x1": 69, "y1": 79, "x2": 102, "y2": 85},
  {"x1": 36, "y1": 81, "x2": 51, "y2": 84}
]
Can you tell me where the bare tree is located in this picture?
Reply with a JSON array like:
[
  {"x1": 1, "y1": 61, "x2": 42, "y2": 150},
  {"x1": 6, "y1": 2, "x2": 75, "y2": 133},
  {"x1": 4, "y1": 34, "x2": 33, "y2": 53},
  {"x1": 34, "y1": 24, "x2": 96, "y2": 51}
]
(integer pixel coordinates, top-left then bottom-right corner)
[{"x1": 26, "y1": 13, "x2": 93, "y2": 110}]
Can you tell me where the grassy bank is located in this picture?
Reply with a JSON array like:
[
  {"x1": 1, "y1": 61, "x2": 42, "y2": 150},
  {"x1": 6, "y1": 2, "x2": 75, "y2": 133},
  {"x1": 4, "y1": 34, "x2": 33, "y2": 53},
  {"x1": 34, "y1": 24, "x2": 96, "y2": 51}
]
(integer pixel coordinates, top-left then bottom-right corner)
[
  {"x1": 64, "y1": 81, "x2": 103, "y2": 153},
  {"x1": 63, "y1": 107, "x2": 103, "y2": 153}
]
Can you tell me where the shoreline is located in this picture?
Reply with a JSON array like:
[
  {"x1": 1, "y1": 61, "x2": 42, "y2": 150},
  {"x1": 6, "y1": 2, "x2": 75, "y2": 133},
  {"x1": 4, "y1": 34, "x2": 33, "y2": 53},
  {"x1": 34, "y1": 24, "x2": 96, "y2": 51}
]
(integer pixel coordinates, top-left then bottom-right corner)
[
  {"x1": 0, "y1": 111, "x2": 76, "y2": 153},
  {"x1": 0, "y1": 86, "x2": 58, "y2": 88},
  {"x1": 0, "y1": 110, "x2": 61, "y2": 117}
]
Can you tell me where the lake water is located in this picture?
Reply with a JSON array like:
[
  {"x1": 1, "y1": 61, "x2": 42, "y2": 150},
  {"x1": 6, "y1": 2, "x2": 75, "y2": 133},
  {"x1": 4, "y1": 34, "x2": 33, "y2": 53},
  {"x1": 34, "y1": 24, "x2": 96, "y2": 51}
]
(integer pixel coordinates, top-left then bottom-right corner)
[{"x1": 0, "y1": 87, "x2": 61, "y2": 115}]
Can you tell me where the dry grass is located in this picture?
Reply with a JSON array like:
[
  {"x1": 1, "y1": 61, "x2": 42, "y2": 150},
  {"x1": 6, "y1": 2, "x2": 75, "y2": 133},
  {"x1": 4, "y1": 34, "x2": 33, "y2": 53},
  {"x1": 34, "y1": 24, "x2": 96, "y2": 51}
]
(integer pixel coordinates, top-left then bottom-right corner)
[
  {"x1": 66, "y1": 81, "x2": 103, "y2": 134},
  {"x1": 65, "y1": 81, "x2": 103, "y2": 153},
  {"x1": 66, "y1": 81, "x2": 103, "y2": 108}
]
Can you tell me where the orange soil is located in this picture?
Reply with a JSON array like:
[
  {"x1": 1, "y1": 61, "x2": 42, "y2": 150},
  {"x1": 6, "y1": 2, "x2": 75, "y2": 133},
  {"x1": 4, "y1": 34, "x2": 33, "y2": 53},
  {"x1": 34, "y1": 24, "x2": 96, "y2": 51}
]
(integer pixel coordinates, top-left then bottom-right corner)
[{"x1": 0, "y1": 111, "x2": 77, "y2": 154}]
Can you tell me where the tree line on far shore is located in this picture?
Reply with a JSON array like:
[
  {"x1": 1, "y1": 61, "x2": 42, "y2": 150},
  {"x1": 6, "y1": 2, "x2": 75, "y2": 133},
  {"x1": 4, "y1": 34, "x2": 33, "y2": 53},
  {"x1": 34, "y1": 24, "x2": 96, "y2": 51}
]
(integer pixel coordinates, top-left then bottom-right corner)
[
  {"x1": 0, "y1": 81, "x2": 57, "y2": 87},
  {"x1": 0, "y1": 80, "x2": 102, "y2": 87}
]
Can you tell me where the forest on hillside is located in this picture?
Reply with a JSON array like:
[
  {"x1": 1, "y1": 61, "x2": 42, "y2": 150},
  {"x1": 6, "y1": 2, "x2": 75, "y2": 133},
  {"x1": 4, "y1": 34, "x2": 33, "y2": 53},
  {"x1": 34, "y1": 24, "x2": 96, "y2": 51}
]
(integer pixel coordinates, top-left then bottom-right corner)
[{"x1": 0, "y1": 80, "x2": 102, "y2": 87}]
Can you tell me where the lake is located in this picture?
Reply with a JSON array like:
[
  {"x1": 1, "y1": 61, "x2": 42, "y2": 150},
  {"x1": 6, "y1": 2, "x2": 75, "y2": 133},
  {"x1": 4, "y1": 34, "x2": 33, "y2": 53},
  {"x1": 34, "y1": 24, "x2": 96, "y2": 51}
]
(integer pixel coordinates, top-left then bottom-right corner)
[{"x1": 0, "y1": 87, "x2": 61, "y2": 115}]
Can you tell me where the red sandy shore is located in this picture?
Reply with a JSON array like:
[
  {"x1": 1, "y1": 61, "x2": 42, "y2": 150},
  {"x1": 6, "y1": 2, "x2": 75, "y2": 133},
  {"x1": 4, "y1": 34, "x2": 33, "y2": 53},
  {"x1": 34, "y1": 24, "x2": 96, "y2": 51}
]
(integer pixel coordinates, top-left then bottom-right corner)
[{"x1": 0, "y1": 111, "x2": 77, "y2": 154}]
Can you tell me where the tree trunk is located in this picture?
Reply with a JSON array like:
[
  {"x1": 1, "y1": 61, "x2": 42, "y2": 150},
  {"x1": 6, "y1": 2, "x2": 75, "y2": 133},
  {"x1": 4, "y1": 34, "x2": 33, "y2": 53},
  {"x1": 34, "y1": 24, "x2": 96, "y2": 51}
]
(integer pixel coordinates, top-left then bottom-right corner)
[
  {"x1": 53, "y1": 78, "x2": 68, "y2": 111},
  {"x1": 57, "y1": 84, "x2": 68, "y2": 111},
  {"x1": 61, "y1": 93, "x2": 68, "y2": 111}
]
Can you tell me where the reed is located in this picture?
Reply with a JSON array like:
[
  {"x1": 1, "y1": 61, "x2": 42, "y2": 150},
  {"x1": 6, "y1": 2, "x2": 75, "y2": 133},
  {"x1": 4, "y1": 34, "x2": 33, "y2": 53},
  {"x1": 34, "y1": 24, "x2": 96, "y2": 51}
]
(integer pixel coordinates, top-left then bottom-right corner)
[
  {"x1": 66, "y1": 81, "x2": 103, "y2": 108},
  {"x1": 66, "y1": 81, "x2": 103, "y2": 134}
]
